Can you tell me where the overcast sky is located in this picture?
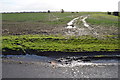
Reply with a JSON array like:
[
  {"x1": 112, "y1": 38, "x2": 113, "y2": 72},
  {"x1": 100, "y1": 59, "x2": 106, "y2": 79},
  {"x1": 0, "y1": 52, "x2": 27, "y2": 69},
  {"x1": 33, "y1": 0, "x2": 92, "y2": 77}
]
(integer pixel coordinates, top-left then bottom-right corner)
[{"x1": 0, "y1": 0, "x2": 119, "y2": 12}]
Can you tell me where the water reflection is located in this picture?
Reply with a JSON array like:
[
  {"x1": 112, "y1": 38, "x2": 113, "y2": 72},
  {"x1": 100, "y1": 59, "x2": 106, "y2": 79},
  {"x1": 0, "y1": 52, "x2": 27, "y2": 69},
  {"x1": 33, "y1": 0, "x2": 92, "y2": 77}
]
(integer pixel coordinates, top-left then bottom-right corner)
[{"x1": 1, "y1": 54, "x2": 119, "y2": 68}]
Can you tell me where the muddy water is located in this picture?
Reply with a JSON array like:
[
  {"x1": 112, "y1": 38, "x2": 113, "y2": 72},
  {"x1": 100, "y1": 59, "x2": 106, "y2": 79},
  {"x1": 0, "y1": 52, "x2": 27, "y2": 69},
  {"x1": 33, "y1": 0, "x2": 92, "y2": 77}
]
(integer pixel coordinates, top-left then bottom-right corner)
[
  {"x1": 2, "y1": 54, "x2": 119, "y2": 73},
  {"x1": 2, "y1": 55, "x2": 54, "y2": 63},
  {"x1": 2, "y1": 55, "x2": 119, "y2": 66},
  {"x1": 2, "y1": 55, "x2": 119, "y2": 78}
]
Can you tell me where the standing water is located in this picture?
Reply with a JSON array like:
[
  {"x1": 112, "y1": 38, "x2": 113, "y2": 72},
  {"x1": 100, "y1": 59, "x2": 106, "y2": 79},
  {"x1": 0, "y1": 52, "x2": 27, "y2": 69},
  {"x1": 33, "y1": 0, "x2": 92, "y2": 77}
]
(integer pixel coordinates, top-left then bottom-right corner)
[{"x1": 66, "y1": 17, "x2": 80, "y2": 29}]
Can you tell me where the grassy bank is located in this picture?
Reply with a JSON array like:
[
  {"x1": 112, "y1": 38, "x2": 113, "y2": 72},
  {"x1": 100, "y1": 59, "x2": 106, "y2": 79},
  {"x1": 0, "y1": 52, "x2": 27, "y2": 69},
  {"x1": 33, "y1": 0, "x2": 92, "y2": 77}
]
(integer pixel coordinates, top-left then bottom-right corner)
[{"x1": 2, "y1": 35, "x2": 119, "y2": 55}]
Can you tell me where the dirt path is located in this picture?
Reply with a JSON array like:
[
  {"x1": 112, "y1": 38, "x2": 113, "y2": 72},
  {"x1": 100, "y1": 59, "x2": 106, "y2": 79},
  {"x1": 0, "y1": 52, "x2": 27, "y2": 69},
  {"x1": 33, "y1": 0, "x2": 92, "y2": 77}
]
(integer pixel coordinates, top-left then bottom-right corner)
[
  {"x1": 66, "y1": 17, "x2": 80, "y2": 28},
  {"x1": 81, "y1": 16, "x2": 99, "y2": 36},
  {"x1": 64, "y1": 15, "x2": 100, "y2": 37}
]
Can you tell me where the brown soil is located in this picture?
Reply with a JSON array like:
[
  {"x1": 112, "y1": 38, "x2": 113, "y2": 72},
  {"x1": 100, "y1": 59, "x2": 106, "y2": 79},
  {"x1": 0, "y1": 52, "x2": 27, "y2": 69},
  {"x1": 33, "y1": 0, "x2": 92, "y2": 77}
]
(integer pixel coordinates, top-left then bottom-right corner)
[{"x1": 2, "y1": 21, "x2": 66, "y2": 35}]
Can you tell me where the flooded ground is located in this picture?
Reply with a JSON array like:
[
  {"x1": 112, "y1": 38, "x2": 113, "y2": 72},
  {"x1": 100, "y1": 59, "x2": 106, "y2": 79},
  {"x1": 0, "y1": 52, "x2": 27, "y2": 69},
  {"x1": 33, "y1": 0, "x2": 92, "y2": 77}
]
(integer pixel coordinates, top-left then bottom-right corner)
[{"x1": 2, "y1": 55, "x2": 119, "y2": 78}]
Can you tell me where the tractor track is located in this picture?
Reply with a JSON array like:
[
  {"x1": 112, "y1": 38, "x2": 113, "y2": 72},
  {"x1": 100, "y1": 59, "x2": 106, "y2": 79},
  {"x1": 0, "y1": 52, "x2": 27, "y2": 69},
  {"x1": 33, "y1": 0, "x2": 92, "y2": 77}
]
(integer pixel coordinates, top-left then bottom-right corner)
[{"x1": 65, "y1": 15, "x2": 100, "y2": 37}]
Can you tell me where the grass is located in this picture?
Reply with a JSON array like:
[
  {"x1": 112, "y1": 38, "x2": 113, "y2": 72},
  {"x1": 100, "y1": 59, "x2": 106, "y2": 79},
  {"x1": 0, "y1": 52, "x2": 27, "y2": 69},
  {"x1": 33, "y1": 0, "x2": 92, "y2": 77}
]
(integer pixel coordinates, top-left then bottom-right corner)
[
  {"x1": 2, "y1": 35, "x2": 119, "y2": 54},
  {"x1": 86, "y1": 14, "x2": 119, "y2": 27},
  {"x1": 2, "y1": 12, "x2": 106, "y2": 25},
  {"x1": 2, "y1": 12, "x2": 80, "y2": 25}
]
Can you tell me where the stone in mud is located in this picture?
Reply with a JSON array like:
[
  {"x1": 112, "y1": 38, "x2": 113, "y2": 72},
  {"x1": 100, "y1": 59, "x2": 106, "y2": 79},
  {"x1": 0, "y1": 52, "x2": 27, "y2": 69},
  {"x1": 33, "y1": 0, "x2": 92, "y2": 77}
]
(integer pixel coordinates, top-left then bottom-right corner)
[
  {"x1": 66, "y1": 57, "x2": 71, "y2": 60},
  {"x1": 82, "y1": 59, "x2": 91, "y2": 62},
  {"x1": 19, "y1": 61, "x2": 23, "y2": 64},
  {"x1": 65, "y1": 62, "x2": 69, "y2": 65},
  {"x1": 67, "y1": 59, "x2": 72, "y2": 62},
  {"x1": 77, "y1": 60, "x2": 82, "y2": 62},
  {"x1": 57, "y1": 60, "x2": 62, "y2": 63},
  {"x1": 48, "y1": 61, "x2": 52, "y2": 63},
  {"x1": 71, "y1": 57, "x2": 79, "y2": 61}
]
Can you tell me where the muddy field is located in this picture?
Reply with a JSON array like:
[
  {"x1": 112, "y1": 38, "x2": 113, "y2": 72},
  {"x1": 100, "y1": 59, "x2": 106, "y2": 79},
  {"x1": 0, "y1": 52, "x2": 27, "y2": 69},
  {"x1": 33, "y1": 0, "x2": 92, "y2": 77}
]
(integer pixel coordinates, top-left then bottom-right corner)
[
  {"x1": 2, "y1": 21, "x2": 65, "y2": 35},
  {"x1": 2, "y1": 12, "x2": 118, "y2": 37},
  {"x1": 2, "y1": 12, "x2": 119, "y2": 79},
  {"x1": 2, "y1": 20, "x2": 118, "y2": 37}
]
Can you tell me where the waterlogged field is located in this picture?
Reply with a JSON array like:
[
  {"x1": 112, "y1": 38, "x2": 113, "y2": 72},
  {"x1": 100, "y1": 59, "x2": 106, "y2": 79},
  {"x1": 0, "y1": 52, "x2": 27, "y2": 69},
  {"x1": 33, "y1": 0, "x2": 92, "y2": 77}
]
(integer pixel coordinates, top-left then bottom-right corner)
[{"x1": 2, "y1": 12, "x2": 120, "y2": 55}]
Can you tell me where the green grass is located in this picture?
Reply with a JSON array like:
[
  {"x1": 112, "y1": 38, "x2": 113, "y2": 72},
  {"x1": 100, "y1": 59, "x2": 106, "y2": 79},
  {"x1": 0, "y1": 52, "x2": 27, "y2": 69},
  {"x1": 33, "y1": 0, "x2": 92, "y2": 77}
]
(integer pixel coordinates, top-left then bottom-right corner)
[
  {"x1": 86, "y1": 14, "x2": 118, "y2": 27},
  {"x1": 2, "y1": 12, "x2": 80, "y2": 25},
  {"x1": 2, "y1": 35, "x2": 119, "y2": 54},
  {"x1": 3, "y1": 13, "x2": 49, "y2": 22},
  {"x1": 2, "y1": 12, "x2": 106, "y2": 25}
]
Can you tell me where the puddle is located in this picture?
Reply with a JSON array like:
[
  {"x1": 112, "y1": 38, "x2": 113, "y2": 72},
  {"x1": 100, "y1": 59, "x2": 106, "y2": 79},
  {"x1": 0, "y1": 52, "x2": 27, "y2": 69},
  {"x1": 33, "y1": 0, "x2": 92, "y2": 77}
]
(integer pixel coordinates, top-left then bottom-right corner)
[
  {"x1": 2, "y1": 54, "x2": 55, "y2": 63},
  {"x1": 56, "y1": 60, "x2": 119, "y2": 68},
  {"x1": 55, "y1": 56, "x2": 119, "y2": 67},
  {"x1": 66, "y1": 26, "x2": 76, "y2": 28},
  {"x1": 1, "y1": 54, "x2": 119, "y2": 67}
]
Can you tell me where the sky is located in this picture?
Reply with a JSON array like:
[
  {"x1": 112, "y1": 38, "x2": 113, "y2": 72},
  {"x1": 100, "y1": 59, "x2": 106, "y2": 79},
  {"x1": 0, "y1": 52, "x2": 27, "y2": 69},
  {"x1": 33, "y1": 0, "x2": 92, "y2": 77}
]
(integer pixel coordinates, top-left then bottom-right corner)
[{"x1": 0, "y1": 0, "x2": 119, "y2": 12}]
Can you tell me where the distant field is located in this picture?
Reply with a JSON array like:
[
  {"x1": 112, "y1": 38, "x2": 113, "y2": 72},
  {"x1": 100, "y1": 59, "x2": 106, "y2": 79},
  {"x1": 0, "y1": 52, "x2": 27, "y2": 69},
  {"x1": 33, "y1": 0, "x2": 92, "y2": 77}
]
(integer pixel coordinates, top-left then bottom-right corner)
[
  {"x1": 2, "y1": 12, "x2": 106, "y2": 25},
  {"x1": 2, "y1": 12, "x2": 105, "y2": 22},
  {"x1": 2, "y1": 12, "x2": 81, "y2": 24}
]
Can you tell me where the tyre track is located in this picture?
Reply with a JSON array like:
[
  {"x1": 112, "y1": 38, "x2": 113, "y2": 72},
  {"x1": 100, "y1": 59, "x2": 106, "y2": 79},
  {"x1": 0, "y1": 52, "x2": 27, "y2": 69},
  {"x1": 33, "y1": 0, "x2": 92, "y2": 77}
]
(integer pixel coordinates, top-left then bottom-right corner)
[
  {"x1": 65, "y1": 15, "x2": 99, "y2": 37},
  {"x1": 81, "y1": 16, "x2": 99, "y2": 36}
]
